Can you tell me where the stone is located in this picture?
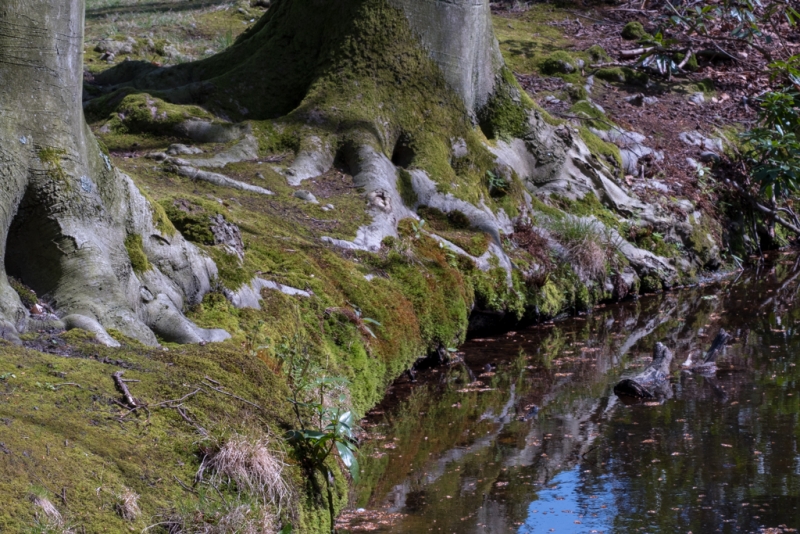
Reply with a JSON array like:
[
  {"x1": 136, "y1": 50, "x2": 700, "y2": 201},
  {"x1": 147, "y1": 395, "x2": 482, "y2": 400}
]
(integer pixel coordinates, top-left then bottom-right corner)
[
  {"x1": 293, "y1": 190, "x2": 319, "y2": 204},
  {"x1": 451, "y1": 138, "x2": 468, "y2": 159},
  {"x1": 166, "y1": 144, "x2": 203, "y2": 156},
  {"x1": 625, "y1": 94, "x2": 645, "y2": 106},
  {"x1": 209, "y1": 214, "x2": 245, "y2": 260},
  {"x1": 678, "y1": 131, "x2": 724, "y2": 152},
  {"x1": 94, "y1": 39, "x2": 134, "y2": 56},
  {"x1": 699, "y1": 151, "x2": 721, "y2": 163},
  {"x1": 161, "y1": 44, "x2": 180, "y2": 58},
  {"x1": 689, "y1": 92, "x2": 705, "y2": 105}
]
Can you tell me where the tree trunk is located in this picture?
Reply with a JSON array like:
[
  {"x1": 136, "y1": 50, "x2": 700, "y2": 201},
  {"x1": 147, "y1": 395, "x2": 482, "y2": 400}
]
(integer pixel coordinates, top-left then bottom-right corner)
[{"x1": 0, "y1": 0, "x2": 228, "y2": 345}]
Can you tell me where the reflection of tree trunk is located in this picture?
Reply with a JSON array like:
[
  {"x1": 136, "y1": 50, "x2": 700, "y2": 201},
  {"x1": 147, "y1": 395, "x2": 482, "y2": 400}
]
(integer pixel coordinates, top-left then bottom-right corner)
[{"x1": 0, "y1": 1, "x2": 228, "y2": 345}]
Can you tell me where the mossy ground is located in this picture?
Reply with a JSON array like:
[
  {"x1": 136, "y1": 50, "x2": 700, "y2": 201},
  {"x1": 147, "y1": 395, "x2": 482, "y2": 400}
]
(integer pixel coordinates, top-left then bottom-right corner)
[{"x1": 0, "y1": 334, "x2": 347, "y2": 532}]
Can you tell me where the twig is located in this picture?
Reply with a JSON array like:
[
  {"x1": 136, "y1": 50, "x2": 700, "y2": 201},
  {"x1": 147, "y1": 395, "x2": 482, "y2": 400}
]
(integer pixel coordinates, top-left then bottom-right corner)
[
  {"x1": 173, "y1": 475, "x2": 198, "y2": 494},
  {"x1": 677, "y1": 49, "x2": 694, "y2": 69},
  {"x1": 203, "y1": 376, "x2": 221, "y2": 386},
  {"x1": 619, "y1": 47, "x2": 656, "y2": 58},
  {"x1": 151, "y1": 388, "x2": 202, "y2": 408},
  {"x1": 52, "y1": 383, "x2": 81, "y2": 390},
  {"x1": 202, "y1": 380, "x2": 263, "y2": 411},
  {"x1": 726, "y1": 179, "x2": 800, "y2": 235},
  {"x1": 112, "y1": 371, "x2": 138, "y2": 408},
  {"x1": 174, "y1": 406, "x2": 209, "y2": 437}
]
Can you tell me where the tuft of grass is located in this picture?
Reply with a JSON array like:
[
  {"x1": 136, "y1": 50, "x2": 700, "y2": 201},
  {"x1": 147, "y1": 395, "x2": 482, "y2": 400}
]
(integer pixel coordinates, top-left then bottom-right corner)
[
  {"x1": 29, "y1": 488, "x2": 63, "y2": 530},
  {"x1": 203, "y1": 434, "x2": 291, "y2": 510},
  {"x1": 114, "y1": 487, "x2": 141, "y2": 521},
  {"x1": 542, "y1": 216, "x2": 610, "y2": 281}
]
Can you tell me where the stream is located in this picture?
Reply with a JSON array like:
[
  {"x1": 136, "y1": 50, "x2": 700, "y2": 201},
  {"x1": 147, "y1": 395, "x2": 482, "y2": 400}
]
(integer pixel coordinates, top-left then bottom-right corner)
[{"x1": 340, "y1": 254, "x2": 800, "y2": 534}]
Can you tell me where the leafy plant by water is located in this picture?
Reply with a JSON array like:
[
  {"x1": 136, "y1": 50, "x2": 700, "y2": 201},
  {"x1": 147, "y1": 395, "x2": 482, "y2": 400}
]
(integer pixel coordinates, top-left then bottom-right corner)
[{"x1": 278, "y1": 337, "x2": 359, "y2": 533}]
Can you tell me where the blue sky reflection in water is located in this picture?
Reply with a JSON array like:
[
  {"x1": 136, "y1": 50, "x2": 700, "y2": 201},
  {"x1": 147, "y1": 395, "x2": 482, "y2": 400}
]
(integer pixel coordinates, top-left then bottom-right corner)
[
  {"x1": 518, "y1": 468, "x2": 618, "y2": 533},
  {"x1": 342, "y1": 256, "x2": 800, "y2": 534}
]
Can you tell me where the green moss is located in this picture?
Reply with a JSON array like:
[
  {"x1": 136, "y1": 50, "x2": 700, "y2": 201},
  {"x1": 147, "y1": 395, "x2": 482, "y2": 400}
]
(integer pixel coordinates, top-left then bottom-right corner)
[
  {"x1": 641, "y1": 274, "x2": 662, "y2": 293},
  {"x1": 252, "y1": 121, "x2": 302, "y2": 155},
  {"x1": 536, "y1": 277, "x2": 567, "y2": 316},
  {"x1": 579, "y1": 126, "x2": 622, "y2": 175},
  {"x1": 595, "y1": 67, "x2": 625, "y2": 83},
  {"x1": 675, "y1": 52, "x2": 699, "y2": 71},
  {"x1": 570, "y1": 100, "x2": 609, "y2": 130},
  {"x1": 478, "y1": 67, "x2": 531, "y2": 140},
  {"x1": 492, "y1": 7, "x2": 573, "y2": 75},
  {"x1": 8, "y1": 277, "x2": 37, "y2": 308},
  {"x1": 397, "y1": 168, "x2": 418, "y2": 207},
  {"x1": 540, "y1": 51, "x2": 576, "y2": 76},
  {"x1": 161, "y1": 199, "x2": 218, "y2": 245},
  {"x1": 85, "y1": 89, "x2": 214, "y2": 138},
  {"x1": 621, "y1": 67, "x2": 650, "y2": 86},
  {"x1": 594, "y1": 67, "x2": 649, "y2": 86},
  {"x1": 550, "y1": 191, "x2": 622, "y2": 230},
  {"x1": 124, "y1": 233, "x2": 151, "y2": 273},
  {"x1": 210, "y1": 247, "x2": 251, "y2": 289},
  {"x1": 621, "y1": 21, "x2": 651, "y2": 40},
  {"x1": 0, "y1": 338, "x2": 302, "y2": 533},
  {"x1": 687, "y1": 214, "x2": 721, "y2": 266},
  {"x1": 566, "y1": 84, "x2": 588, "y2": 102},
  {"x1": 587, "y1": 45, "x2": 609, "y2": 62},
  {"x1": 37, "y1": 147, "x2": 68, "y2": 183},
  {"x1": 61, "y1": 328, "x2": 100, "y2": 344}
]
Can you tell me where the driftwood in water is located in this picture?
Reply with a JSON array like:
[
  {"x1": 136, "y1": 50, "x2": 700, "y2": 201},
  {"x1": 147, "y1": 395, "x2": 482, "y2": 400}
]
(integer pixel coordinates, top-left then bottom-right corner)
[
  {"x1": 684, "y1": 329, "x2": 732, "y2": 372},
  {"x1": 614, "y1": 342, "x2": 674, "y2": 399},
  {"x1": 614, "y1": 329, "x2": 732, "y2": 400}
]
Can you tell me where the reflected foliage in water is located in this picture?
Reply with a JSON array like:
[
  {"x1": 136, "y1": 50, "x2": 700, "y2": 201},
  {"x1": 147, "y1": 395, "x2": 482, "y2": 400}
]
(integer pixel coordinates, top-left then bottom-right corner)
[{"x1": 343, "y1": 257, "x2": 800, "y2": 534}]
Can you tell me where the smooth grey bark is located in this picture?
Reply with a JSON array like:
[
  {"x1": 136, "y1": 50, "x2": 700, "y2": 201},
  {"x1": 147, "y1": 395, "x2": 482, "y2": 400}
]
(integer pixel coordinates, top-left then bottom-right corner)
[
  {"x1": 0, "y1": 0, "x2": 227, "y2": 345},
  {"x1": 390, "y1": 0, "x2": 503, "y2": 114}
]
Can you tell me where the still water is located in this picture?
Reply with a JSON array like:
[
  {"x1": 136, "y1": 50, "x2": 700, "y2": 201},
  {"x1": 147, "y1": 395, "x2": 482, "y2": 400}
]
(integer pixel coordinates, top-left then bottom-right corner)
[{"x1": 341, "y1": 255, "x2": 800, "y2": 533}]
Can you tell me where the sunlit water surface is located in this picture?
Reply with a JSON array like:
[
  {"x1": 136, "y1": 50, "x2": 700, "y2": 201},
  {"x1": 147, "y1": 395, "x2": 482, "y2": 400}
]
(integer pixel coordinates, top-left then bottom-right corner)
[{"x1": 341, "y1": 256, "x2": 800, "y2": 534}]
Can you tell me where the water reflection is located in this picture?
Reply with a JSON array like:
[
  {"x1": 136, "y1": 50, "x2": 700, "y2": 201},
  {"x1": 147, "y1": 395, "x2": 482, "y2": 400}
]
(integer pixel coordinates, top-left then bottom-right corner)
[{"x1": 342, "y1": 255, "x2": 800, "y2": 534}]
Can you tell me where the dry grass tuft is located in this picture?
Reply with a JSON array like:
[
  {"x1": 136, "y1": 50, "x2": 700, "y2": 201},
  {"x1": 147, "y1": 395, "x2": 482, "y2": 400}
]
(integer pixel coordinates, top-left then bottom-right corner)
[
  {"x1": 542, "y1": 216, "x2": 611, "y2": 282},
  {"x1": 30, "y1": 494, "x2": 63, "y2": 526},
  {"x1": 570, "y1": 237, "x2": 607, "y2": 281},
  {"x1": 115, "y1": 487, "x2": 141, "y2": 521},
  {"x1": 202, "y1": 435, "x2": 290, "y2": 509}
]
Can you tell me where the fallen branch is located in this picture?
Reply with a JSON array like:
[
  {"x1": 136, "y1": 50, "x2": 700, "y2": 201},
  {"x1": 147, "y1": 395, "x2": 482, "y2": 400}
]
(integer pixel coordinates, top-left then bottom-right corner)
[
  {"x1": 619, "y1": 46, "x2": 657, "y2": 58},
  {"x1": 725, "y1": 179, "x2": 800, "y2": 235},
  {"x1": 112, "y1": 371, "x2": 138, "y2": 408}
]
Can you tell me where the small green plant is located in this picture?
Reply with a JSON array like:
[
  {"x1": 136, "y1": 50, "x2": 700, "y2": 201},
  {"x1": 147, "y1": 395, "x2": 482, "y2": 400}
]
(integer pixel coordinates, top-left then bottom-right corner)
[
  {"x1": 0, "y1": 372, "x2": 15, "y2": 380},
  {"x1": 278, "y1": 339, "x2": 359, "y2": 533},
  {"x1": 411, "y1": 218, "x2": 426, "y2": 239},
  {"x1": 219, "y1": 27, "x2": 235, "y2": 50},
  {"x1": 486, "y1": 170, "x2": 509, "y2": 196},
  {"x1": 347, "y1": 303, "x2": 381, "y2": 339}
]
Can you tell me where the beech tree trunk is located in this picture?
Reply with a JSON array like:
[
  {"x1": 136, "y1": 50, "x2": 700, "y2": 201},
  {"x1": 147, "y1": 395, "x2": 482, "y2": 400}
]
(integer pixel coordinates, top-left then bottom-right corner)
[{"x1": 0, "y1": 0, "x2": 228, "y2": 345}]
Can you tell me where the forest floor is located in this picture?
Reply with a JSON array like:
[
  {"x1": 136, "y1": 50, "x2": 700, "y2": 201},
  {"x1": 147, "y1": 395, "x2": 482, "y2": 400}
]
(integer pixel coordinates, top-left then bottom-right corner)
[{"x1": 491, "y1": 0, "x2": 799, "y2": 226}]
